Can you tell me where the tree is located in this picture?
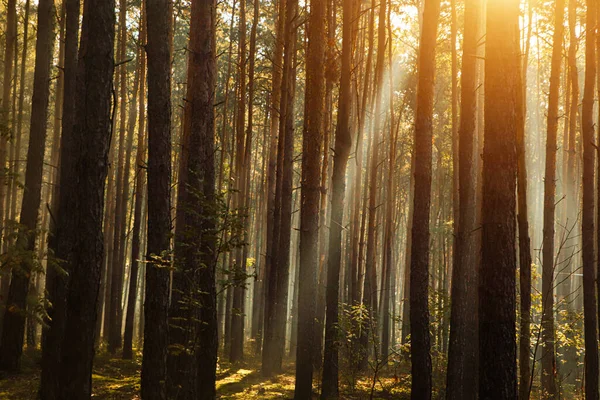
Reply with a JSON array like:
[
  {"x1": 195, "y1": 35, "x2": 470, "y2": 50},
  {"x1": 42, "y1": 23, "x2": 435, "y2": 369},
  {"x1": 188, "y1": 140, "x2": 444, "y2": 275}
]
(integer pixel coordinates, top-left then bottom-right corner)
[
  {"x1": 409, "y1": 0, "x2": 441, "y2": 397},
  {"x1": 582, "y1": 0, "x2": 599, "y2": 398},
  {"x1": 320, "y1": 0, "x2": 356, "y2": 398},
  {"x1": 479, "y1": 0, "x2": 520, "y2": 397},
  {"x1": 56, "y1": 0, "x2": 115, "y2": 396},
  {"x1": 446, "y1": 0, "x2": 480, "y2": 398},
  {"x1": 541, "y1": 0, "x2": 565, "y2": 396},
  {"x1": 294, "y1": 0, "x2": 325, "y2": 396},
  {"x1": 39, "y1": 0, "x2": 80, "y2": 396},
  {"x1": 166, "y1": 0, "x2": 218, "y2": 397},
  {"x1": 262, "y1": 0, "x2": 298, "y2": 376},
  {"x1": 0, "y1": 0, "x2": 55, "y2": 372},
  {"x1": 140, "y1": 0, "x2": 171, "y2": 397}
]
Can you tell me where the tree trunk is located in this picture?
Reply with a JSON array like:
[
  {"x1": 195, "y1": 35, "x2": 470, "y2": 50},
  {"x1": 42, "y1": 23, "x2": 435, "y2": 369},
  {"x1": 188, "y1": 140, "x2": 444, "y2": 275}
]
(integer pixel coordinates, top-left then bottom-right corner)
[
  {"x1": 39, "y1": 0, "x2": 79, "y2": 396},
  {"x1": 261, "y1": 0, "x2": 285, "y2": 375},
  {"x1": 166, "y1": 0, "x2": 218, "y2": 398},
  {"x1": 409, "y1": 0, "x2": 440, "y2": 398},
  {"x1": 541, "y1": 1, "x2": 565, "y2": 397},
  {"x1": 0, "y1": 0, "x2": 17, "y2": 326},
  {"x1": 446, "y1": 1, "x2": 479, "y2": 398},
  {"x1": 56, "y1": 0, "x2": 115, "y2": 396},
  {"x1": 0, "y1": 0, "x2": 16, "y2": 243},
  {"x1": 582, "y1": 0, "x2": 599, "y2": 398},
  {"x1": 517, "y1": 3, "x2": 534, "y2": 399},
  {"x1": 140, "y1": 0, "x2": 171, "y2": 396},
  {"x1": 294, "y1": 0, "x2": 325, "y2": 396},
  {"x1": 229, "y1": 0, "x2": 248, "y2": 363},
  {"x1": 0, "y1": 0, "x2": 55, "y2": 372},
  {"x1": 479, "y1": 0, "x2": 519, "y2": 397},
  {"x1": 320, "y1": 1, "x2": 355, "y2": 398},
  {"x1": 107, "y1": 0, "x2": 129, "y2": 353}
]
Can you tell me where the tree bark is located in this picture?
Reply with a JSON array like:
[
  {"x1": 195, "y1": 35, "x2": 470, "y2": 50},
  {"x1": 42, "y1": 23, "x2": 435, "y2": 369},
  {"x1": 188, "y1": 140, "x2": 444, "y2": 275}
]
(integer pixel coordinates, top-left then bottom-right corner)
[
  {"x1": 56, "y1": 0, "x2": 115, "y2": 396},
  {"x1": 166, "y1": 0, "x2": 218, "y2": 398},
  {"x1": 320, "y1": 1, "x2": 355, "y2": 398},
  {"x1": 123, "y1": 5, "x2": 147, "y2": 360},
  {"x1": 479, "y1": 0, "x2": 520, "y2": 397},
  {"x1": 141, "y1": 0, "x2": 171, "y2": 396},
  {"x1": 446, "y1": 0, "x2": 479, "y2": 398},
  {"x1": 409, "y1": 0, "x2": 440, "y2": 398},
  {"x1": 541, "y1": 0, "x2": 565, "y2": 397},
  {"x1": 294, "y1": 0, "x2": 325, "y2": 396},
  {"x1": 0, "y1": 0, "x2": 55, "y2": 372},
  {"x1": 582, "y1": 0, "x2": 599, "y2": 398}
]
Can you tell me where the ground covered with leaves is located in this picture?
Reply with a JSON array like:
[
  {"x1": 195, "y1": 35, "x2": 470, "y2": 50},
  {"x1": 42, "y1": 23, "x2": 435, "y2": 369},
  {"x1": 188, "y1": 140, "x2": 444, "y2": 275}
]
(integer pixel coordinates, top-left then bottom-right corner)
[{"x1": 0, "y1": 349, "x2": 419, "y2": 399}]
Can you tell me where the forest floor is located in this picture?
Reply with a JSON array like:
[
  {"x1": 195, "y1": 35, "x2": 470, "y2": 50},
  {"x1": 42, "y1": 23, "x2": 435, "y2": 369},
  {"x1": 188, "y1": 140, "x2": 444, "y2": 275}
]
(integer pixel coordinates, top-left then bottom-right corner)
[{"x1": 0, "y1": 348, "x2": 419, "y2": 399}]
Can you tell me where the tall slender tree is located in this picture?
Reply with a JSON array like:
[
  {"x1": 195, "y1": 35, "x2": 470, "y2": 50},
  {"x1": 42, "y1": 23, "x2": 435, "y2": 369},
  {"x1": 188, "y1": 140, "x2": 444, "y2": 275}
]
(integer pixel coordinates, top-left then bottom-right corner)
[
  {"x1": 0, "y1": 0, "x2": 55, "y2": 372},
  {"x1": 140, "y1": 0, "x2": 172, "y2": 397},
  {"x1": 541, "y1": 0, "x2": 565, "y2": 397},
  {"x1": 321, "y1": 0, "x2": 356, "y2": 398},
  {"x1": 294, "y1": 0, "x2": 325, "y2": 396},
  {"x1": 479, "y1": 0, "x2": 520, "y2": 397},
  {"x1": 446, "y1": 0, "x2": 480, "y2": 398},
  {"x1": 39, "y1": 0, "x2": 80, "y2": 396},
  {"x1": 56, "y1": 0, "x2": 115, "y2": 396},
  {"x1": 409, "y1": 0, "x2": 441, "y2": 397},
  {"x1": 166, "y1": 0, "x2": 218, "y2": 397},
  {"x1": 582, "y1": 0, "x2": 599, "y2": 398}
]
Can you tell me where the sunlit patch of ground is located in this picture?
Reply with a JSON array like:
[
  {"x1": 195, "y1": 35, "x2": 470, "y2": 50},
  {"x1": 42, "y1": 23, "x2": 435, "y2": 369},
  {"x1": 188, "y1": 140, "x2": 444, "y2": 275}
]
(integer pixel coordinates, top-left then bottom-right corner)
[
  {"x1": 0, "y1": 349, "x2": 141, "y2": 400},
  {"x1": 0, "y1": 349, "x2": 415, "y2": 399}
]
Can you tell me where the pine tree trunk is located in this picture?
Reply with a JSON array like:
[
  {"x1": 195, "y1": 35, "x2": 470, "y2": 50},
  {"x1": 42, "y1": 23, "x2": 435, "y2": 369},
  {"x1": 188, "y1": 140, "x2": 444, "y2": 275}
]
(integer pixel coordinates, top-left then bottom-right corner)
[
  {"x1": 517, "y1": 3, "x2": 534, "y2": 399},
  {"x1": 321, "y1": 0, "x2": 355, "y2": 398},
  {"x1": 0, "y1": 0, "x2": 17, "y2": 327},
  {"x1": 582, "y1": 0, "x2": 599, "y2": 398},
  {"x1": 107, "y1": 0, "x2": 129, "y2": 353},
  {"x1": 39, "y1": 0, "x2": 79, "y2": 396},
  {"x1": 166, "y1": 0, "x2": 217, "y2": 398},
  {"x1": 123, "y1": 10, "x2": 146, "y2": 359},
  {"x1": 479, "y1": 0, "x2": 519, "y2": 397},
  {"x1": 56, "y1": 0, "x2": 115, "y2": 396},
  {"x1": 446, "y1": 0, "x2": 479, "y2": 398},
  {"x1": 0, "y1": 0, "x2": 55, "y2": 372},
  {"x1": 409, "y1": 0, "x2": 440, "y2": 397},
  {"x1": 294, "y1": 0, "x2": 325, "y2": 396},
  {"x1": 229, "y1": 0, "x2": 248, "y2": 363},
  {"x1": 541, "y1": 1, "x2": 564, "y2": 397},
  {"x1": 140, "y1": 0, "x2": 171, "y2": 396},
  {"x1": 261, "y1": 0, "x2": 285, "y2": 375}
]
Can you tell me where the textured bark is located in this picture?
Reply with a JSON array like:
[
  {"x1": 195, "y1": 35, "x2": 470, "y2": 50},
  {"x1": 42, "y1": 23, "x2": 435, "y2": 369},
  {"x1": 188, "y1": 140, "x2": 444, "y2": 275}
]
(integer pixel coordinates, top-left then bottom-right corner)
[
  {"x1": 107, "y1": 0, "x2": 129, "y2": 353},
  {"x1": 56, "y1": 0, "x2": 115, "y2": 396},
  {"x1": 0, "y1": 0, "x2": 55, "y2": 372},
  {"x1": 261, "y1": 0, "x2": 285, "y2": 375},
  {"x1": 446, "y1": 1, "x2": 479, "y2": 398},
  {"x1": 229, "y1": 0, "x2": 247, "y2": 363},
  {"x1": 39, "y1": 0, "x2": 79, "y2": 396},
  {"x1": 262, "y1": 0, "x2": 297, "y2": 376},
  {"x1": 479, "y1": 0, "x2": 519, "y2": 397},
  {"x1": 166, "y1": 0, "x2": 218, "y2": 398},
  {"x1": 582, "y1": 0, "x2": 599, "y2": 398},
  {"x1": 359, "y1": 0, "x2": 386, "y2": 370},
  {"x1": 294, "y1": 0, "x2": 325, "y2": 396},
  {"x1": 320, "y1": 1, "x2": 355, "y2": 398},
  {"x1": 541, "y1": 0, "x2": 564, "y2": 397},
  {"x1": 517, "y1": 3, "x2": 534, "y2": 399},
  {"x1": 0, "y1": 0, "x2": 16, "y2": 240},
  {"x1": 0, "y1": 0, "x2": 17, "y2": 325},
  {"x1": 409, "y1": 0, "x2": 440, "y2": 398},
  {"x1": 141, "y1": 0, "x2": 171, "y2": 397},
  {"x1": 123, "y1": 6, "x2": 147, "y2": 361}
]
